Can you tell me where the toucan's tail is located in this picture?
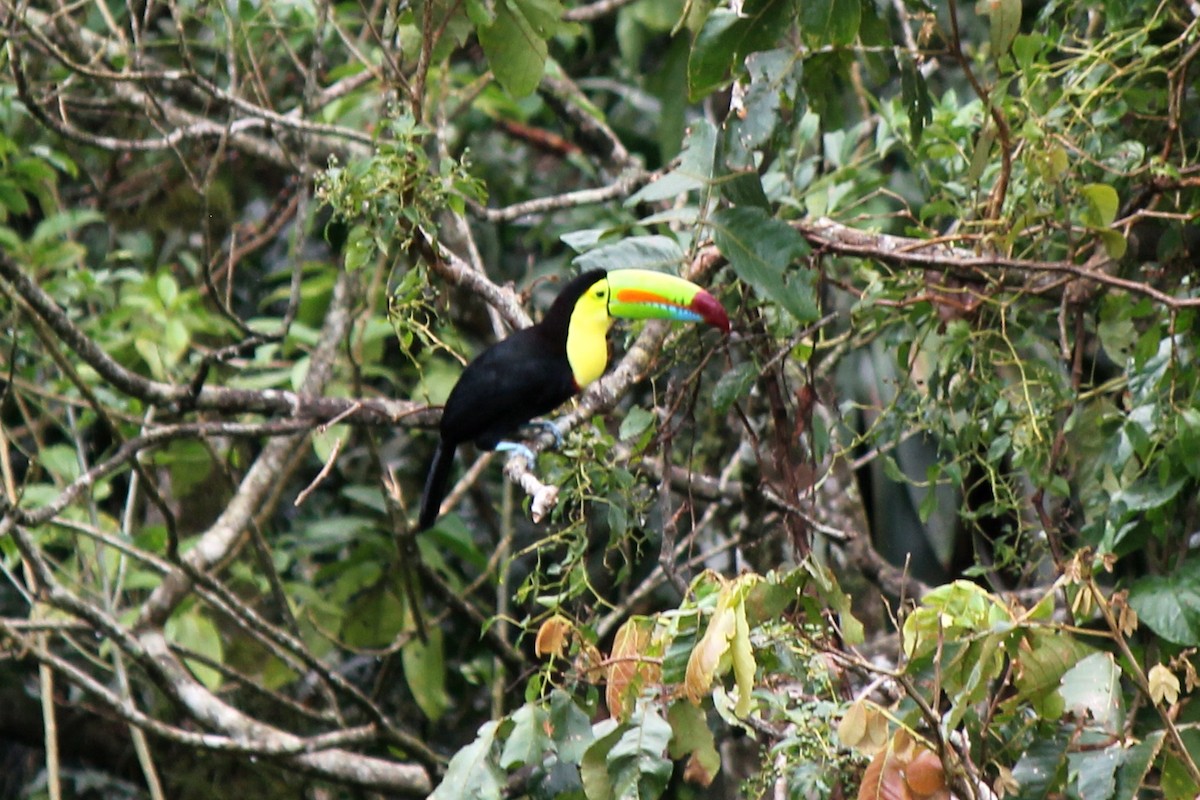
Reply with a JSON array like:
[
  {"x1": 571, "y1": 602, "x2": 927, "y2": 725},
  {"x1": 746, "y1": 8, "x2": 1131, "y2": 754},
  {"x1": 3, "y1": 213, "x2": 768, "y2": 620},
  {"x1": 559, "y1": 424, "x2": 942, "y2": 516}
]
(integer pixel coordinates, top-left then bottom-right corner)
[{"x1": 418, "y1": 439, "x2": 456, "y2": 530}]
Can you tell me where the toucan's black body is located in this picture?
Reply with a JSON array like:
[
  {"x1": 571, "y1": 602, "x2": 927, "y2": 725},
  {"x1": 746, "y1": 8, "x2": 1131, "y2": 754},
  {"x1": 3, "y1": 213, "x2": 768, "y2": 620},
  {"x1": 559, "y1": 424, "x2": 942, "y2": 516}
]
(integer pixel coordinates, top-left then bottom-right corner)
[{"x1": 418, "y1": 271, "x2": 604, "y2": 530}]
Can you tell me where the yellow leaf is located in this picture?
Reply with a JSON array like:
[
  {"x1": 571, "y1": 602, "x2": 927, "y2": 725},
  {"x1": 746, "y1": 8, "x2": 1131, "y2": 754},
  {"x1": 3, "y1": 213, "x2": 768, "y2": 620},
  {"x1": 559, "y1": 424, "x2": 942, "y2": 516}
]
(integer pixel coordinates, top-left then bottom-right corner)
[
  {"x1": 685, "y1": 588, "x2": 737, "y2": 704},
  {"x1": 837, "y1": 700, "x2": 890, "y2": 755},
  {"x1": 1149, "y1": 663, "x2": 1180, "y2": 706},
  {"x1": 731, "y1": 596, "x2": 755, "y2": 717}
]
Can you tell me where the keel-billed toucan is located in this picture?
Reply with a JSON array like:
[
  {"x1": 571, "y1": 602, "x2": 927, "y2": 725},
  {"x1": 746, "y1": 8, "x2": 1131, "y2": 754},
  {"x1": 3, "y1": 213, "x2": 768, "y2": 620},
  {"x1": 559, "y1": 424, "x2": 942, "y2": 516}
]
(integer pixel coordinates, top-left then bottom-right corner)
[{"x1": 418, "y1": 268, "x2": 730, "y2": 530}]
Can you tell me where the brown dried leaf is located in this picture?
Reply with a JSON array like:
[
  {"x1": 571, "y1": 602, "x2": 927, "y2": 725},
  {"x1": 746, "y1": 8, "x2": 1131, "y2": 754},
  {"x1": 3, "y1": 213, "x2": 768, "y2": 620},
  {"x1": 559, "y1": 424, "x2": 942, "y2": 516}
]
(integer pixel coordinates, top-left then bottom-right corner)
[
  {"x1": 534, "y1": 614, "x2": 572, "y2": 659},
  {"x1": 905, "y1": 748, "x2": 946, "y2": 798},
  {"x1": 606, "y1": 618, "x2": 652, "y2": 721},
  {"x1": 857, "y1": 748, "x2": 908, "y2": 800}
]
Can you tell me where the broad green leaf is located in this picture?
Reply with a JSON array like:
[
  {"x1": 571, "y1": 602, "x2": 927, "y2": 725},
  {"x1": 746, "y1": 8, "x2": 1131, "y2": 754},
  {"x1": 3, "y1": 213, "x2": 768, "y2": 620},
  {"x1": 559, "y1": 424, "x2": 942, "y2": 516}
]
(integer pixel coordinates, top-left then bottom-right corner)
[
  {"x1": 1012, "y1": 737, "x2": 1068, "y2": 798},
  {"x1": 344, "y1": 224, "x2": 376, "y2": 272},
  {"x1": 978, "y1": 0, "x2": 1021, "y2": 56},
  {"x1": 1129, "y1": 562, "x2": 1200, "y2": 645},
  {"x1": 712, "y1": 361, "x2": 758, "y2": 413},
  {"x1": 38, "y1": 443, "x2": 82, "y2": 482},
  {"x1": 312, "y1": 424, "x2": 349, "y2": 464},
  {"x1": 1114, "y1": 732, "x2": 1164, "y2": 800},
  {"x1": 667, "y1": 701, "x2": 720, "y2": 785},
  {"x1": 608, "y1": 705, "x2": 673, "y2": 800},
  {"x1": 1069, "y1": 746, "x2": 1122, "y2": 800},
  {"x1": 0, "y1": 179, "x2": 30, "y2": 217},
  {"x1": 799, "y1": 0, "x2": 861, "y2": 46},
  {"x1": 430, "y1": 720, "x2": 504, "y2": 800},
  {"x1": 1012, "y1": 629, "x2": 1095, "y2": 719},
  {"x1": 710, "y1": 206, "x2": 816, "y2": 322},
  {"x1": 574, "y1": 235, "x2": 686, "y2": 273},
  {"x1": 618, "y1": 406, "x2": 656, "y2": 442},
  {"x1": 477, "y1": 0, "x2": 571, "y2": 97},
  {"x1": 30, "y1": 208, "x2": 103, "y2": 245},
  {"x1": 1098, "y1": 228, "x2": 1128, "y2": 259},
  {"x1": 687, "y1": 0, "x2": 794, "y2": 100},
  {"x1": 1080, "y1": 183, "x2": 1119, "y2": 228},
  {"x1": 549, "y1": 690, "x2": 594, "y2": 765},
  {"x1": 580, "y1": 719, "x2": 621, "y2": 800},
  {"x1": 1114, "y1": 475, "x2": 1187, "y2": 513},
  {"x1": 500, "y1": 704, "x2": 551, "y2": 769},
  {"x1": 626, "y1": 120, "x2": 717, "y2": 205},
  {"x1": 1059, "y1": 653, "x2": 1123, "y2": 735},
  {"x1": 341, "y1": 584, "x2": 404, "y2": 647},
  {"x1": 902, "y1": 580, "x2": 1009, "y2": 660},
  {"x1": 403, "y1": 619, "x2": 450, "y2": 721},
  {"x1": 166, "y1": 607, "x2": 225, "y2": 690}
]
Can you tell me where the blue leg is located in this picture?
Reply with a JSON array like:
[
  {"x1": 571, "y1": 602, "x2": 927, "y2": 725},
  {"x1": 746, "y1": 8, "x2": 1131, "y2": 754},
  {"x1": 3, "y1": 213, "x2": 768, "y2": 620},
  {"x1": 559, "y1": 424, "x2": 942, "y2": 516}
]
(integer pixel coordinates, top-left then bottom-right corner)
[
  {"x1": 521, "y1": 420, "x2": 564, "y2": 449},
  {"x1": 494, "y1": 441, "x2": 537, "y2": 462}
]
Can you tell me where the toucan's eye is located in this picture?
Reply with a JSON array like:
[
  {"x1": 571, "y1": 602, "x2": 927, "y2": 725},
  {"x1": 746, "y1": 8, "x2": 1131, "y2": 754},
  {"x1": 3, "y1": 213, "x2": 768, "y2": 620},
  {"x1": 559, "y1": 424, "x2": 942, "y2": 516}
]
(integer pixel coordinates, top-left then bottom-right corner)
[{"x1": 594, "y1": 290, "x2": 604, "y2": 297}]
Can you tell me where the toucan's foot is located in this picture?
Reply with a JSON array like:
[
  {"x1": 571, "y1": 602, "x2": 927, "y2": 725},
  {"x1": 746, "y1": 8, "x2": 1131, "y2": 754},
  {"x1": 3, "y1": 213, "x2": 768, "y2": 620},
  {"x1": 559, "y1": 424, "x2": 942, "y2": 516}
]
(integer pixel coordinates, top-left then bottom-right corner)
[
  {"x1": 495, "y1": 441, "x2": 537, "y2": 463},
  {"x1": 521, "y1": 420, "x2": 564, "y2": 450}
]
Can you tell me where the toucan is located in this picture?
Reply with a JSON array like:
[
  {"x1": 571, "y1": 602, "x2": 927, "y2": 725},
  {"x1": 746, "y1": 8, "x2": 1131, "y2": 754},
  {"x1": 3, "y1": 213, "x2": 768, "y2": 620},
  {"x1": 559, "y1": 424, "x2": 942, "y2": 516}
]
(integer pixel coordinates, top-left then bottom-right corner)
[{"x1": 418, "y1": 268, "x2": 730, "y2": 530}]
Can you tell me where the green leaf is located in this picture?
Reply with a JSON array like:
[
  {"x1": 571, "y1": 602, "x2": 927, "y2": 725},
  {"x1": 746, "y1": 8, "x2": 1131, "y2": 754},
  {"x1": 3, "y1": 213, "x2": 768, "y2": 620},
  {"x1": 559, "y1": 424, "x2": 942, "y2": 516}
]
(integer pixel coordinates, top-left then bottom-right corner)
[
  {"x1": 403, "y1": 620, "x2": 450, "y2": 721},
  {"x1": 799, "y1": 0, "x2": 861, "y2": 46},
  {"x1": 580, "y1": 720, "x2": 621, "y2": 800},
  {"x1": 1098, "y1": 228, "x2": 1128, "y2": 259},
  {"x1": 899, "y1": 54, "x2": 932, "y2": 145},
  {"x1": 687, "y1": 0, "x2": 794, "y2": 100},
  {"x1": 341, "y1": 584, "x2": 405, "y2": 647},
  {"x1": 1012, "y1": 737, "x2": 1068, "y2": 798},
  {"x1": 166, "y1": 607, "x2": 225, "y2": 690},
  {"x1": 430, "y1": 720, "x2": 504, "y2": 800},
  {"x1": 1069, "y1": 746, "x2": 1121, "y2": 800},
  {"x1": 626, "y1": 120, "x2": 717, "y2": 205},
  {"x1": 549, "y1": 690, "x2": 594, "y2": 765},
  {"x1": 667, "y1": 702, "x2": 720, "y2": 785},
  {"x1": 1114, "y1": 731, "x2": 1164, "y2": 800},
  {"x1": 1059, "y1": 653, "x2": 1123, "y2": 735},
  {"x1": 730, "y1": 594, "x2": 755, "y2": 717},
  {"x1": 978, "y1": 0, "x2": 1021, "y2": 56},
  {"x1": 38, "y1": 443, "x2": 82, "y2": 482},
  {"x1": 0, "y1": 179, "x2": 30, "y2": 217},
  {"x1": 501, "y1": 704, "x2": 551, "y2": 769},
  {"x1": 1013, "y1": 629, "x2": 1095, "y2": 720},
  {"x1": 712, "y1": 361, "x2": 758, "y2": 413},
  {"x1": 1130, "y1": 561, "x2": 1200, "y2": 645},
  {"x1": 477, "y1": 0, "x2": 572, "y2": 97},
  {"x1": 574, "y1": 235, "x2": 686, "y2": 273},
  {"x1": 344, "y1": 224, "x2": 376, "y2": 272},
  {"x1": 30, "y1": 208, "x2": 103, "y2": 245},
  {"x1": 1080, "y1": 183, "x2": 1119, "y2": 228},
  {"x1": 710, "y1": 206, "x2": 816, "y2": 322},
  {"x1": 608, "y1": 705, "x2": 673, "y2": 800},
  {"x1": 619, "y1": 406, "x2": 656, "y2": 442}
]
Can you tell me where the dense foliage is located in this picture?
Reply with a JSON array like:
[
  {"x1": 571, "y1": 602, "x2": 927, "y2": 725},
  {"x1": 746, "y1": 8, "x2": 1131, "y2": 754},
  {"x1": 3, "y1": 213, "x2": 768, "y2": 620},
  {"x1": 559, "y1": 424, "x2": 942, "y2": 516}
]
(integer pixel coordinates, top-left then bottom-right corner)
[{"x1": 0, "y1": 0, "x2": 1198, "y2": 798}]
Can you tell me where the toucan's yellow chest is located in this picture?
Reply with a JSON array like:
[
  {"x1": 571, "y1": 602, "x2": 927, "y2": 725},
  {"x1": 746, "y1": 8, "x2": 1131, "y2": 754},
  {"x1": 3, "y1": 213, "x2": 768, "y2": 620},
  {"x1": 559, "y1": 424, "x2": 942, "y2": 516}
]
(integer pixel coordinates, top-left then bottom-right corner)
[{"x1": 565, "y1": 289, "x2": 613, "y2": 388}]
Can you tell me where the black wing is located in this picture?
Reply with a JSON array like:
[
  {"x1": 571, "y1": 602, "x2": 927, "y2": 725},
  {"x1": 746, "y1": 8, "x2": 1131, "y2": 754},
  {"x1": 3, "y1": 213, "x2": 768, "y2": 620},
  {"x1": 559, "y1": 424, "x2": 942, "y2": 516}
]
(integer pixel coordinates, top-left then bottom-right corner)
[{"x1": 439, "y1": 328, "x2": 577, "y2": 450}]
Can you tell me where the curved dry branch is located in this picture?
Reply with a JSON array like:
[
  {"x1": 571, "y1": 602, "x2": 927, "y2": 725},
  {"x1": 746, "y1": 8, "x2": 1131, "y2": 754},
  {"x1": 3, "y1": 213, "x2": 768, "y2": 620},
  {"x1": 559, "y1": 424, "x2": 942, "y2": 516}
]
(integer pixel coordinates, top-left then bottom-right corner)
[
  {"x1": 475, "y1": 168, "x2": 657, "y2": 223},
  {"x1": 796, "y1": 217, "x2": 1200, "y2": 310}
]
